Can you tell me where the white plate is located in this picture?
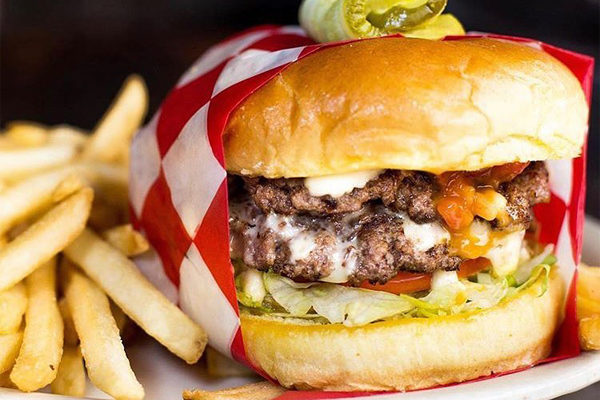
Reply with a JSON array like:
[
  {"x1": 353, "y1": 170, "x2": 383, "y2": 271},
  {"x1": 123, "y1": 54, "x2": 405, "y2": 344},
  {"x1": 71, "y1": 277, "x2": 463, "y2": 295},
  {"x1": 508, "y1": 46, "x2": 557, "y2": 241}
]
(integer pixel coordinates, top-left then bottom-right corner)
[{"x1": 2, "y1": 218, "x2": 599, "y2": 400}]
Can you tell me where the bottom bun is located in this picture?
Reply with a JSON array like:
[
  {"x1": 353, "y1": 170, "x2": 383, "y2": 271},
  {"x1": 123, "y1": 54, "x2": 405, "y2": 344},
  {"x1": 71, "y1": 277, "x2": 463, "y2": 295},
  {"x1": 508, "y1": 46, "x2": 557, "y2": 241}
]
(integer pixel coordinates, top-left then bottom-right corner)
[{"x1": 240, "y1": 268, "x2": 565, "y2": 391}]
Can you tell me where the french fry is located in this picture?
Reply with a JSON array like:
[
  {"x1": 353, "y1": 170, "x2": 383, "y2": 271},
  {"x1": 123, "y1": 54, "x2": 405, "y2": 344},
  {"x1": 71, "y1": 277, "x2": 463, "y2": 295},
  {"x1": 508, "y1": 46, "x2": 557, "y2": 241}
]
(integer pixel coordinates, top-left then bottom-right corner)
[
  {"x1": 0, "y1": 169, "x2": 84, "y2": 234},
  {"x1": 63, "y1": 256, "x2": 134, "y2": 340},
  {"x1": 206, "y1": 347, "x2": 255, "y2": 378},
  {"x1": 0, "y1": 138, "x2": 12, "y2": 149},
  {"x1": 0, "y1": 331, "x2": 23, "y2": 374},
  {"x1": 10, "y1": 260, "x2": 63, "y2": 392},
  {"x1": 51, "y1": 345, "x2": 86, "y2": 397},
  {"x1": 578, "y1": 263, "x2": 600, "y2": 301},
  {"x1": 102, "y1": 224, "x2": 149, "y2": 257},
  {"x1": 67, "y1": 161, "x2": 129, "y2": 197},
  {"x1": 0, "y1": 188, "x2": 92, "y2": 291},
  {"x1": 58, "y1": 298, "x2": 79, "y2": 347},
  {"x1": 64, "y1": 229, "x2": 208, "y2": 364},
  {"x1": 577, "y1": 295, "x2": 600, "y2": 320},
  {"x1": 0, "y1": 370, "x2": 15, "y2": 388},
  {"x1": 0, "y1": 282, "x2": 27, "y2": 334},
  {"x1": 0, "y1": 180, "x2": 6, "y2": 193},
  {"x1": 53, "y1": 175, "x2": 86, "y2": 202},
  {"x1": 48, "y1": 125, "x2": 88, "y2": 149},
  {"x1": 7, "y1": 222, "x2": 29, "y2": 241},
  {"x1": 183, "y1": 382, "x2": 285, "y2": 400},
  {"x1": 68, "y1": 163, "x2": 130, "y2": 229},
  {"x1": 0, "y1": 144, "x2": 77, "y2": 181},
  {"x1": 4, "y1": 121, "x2": 48, "y2": 147},
  {"x1": 579, "y1": 315, "x2": 600, "y2": 351},
  {"x1": 64, "y1": 265, "x2": 144, "y2": 400},
  {"x1": 83, "y1": 75, "x2": 148, "y2": 163},
  {"x1": 0, "y1": 136, "x2": 14, "y2": 149},
  {"x1": 118, "y1": 146, "x2": 131, "y2": 167}
]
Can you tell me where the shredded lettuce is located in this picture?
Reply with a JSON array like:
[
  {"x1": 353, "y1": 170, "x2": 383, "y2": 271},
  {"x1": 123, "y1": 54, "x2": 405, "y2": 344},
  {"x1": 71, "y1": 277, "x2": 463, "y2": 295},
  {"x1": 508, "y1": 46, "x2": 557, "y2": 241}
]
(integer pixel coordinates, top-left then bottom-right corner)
[
  {"x1": 399, "y1": 276, "x2": 510, "y2": 318},
  {"x1": 236, "y1": 250, "x2": 556, "y2": 327},
  {"x1": 513, "y1": 245, "x2": 554, "y2": 285},
  {"x1": 263, "y1": 273, "x2": 413, "y2": 326},
  {"x1": 509, "y1": 264, "x2": 551, "y2": 298}
]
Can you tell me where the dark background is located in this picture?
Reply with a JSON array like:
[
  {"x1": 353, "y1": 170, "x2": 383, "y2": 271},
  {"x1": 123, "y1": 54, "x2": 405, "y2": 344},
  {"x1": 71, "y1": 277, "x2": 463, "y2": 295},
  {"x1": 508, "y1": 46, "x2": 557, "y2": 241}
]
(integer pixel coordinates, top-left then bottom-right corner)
[
  {"x1": 1, "y1": 0, "x2": 598, "y2": 219},
  {"x1": 0, "y1": 2, "x2": 599, "y2": 398}
]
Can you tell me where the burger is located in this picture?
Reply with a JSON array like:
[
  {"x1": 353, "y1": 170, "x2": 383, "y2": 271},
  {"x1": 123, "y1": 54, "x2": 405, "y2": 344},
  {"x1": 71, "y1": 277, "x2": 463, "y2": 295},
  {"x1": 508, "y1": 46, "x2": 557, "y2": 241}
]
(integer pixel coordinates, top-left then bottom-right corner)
[{"x1": 224, "y1": 37, "x2": 588, "y2": 390}]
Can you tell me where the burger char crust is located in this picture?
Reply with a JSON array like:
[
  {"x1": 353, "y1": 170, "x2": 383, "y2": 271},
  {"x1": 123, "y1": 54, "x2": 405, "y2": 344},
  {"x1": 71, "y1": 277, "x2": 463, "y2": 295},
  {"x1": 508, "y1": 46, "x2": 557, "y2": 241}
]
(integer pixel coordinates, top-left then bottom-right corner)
[
  {"x1": 495, "y1": 162, "x2": 550, "y2": 230},
  {"x1": 354, "y1": 214, "x2": 459, "y2": 284},
  {"x1": 243, "y1": 170, "x2": 437, "y2": 223},
  {"x1": 229, "y1": 201, "x2": 461, "y2": 285}
]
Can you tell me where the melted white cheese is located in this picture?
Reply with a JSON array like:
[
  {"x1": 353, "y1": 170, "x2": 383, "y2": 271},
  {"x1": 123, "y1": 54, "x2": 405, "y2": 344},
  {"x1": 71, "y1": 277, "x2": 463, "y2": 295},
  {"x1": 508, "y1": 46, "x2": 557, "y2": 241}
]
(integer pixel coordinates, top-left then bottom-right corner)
[
  {"x1": 261, "y1": 212, "x2": 360, "y2": 283},
  {"x1": 484, "y1": 230, "x2": 526, "y2": 277},
  {"x1": 403, "y1": 217, "x2": 450, "y2": 252},
  {"x1": 304, "y1": 170, "x2": 383, "y2": 198},
  {"x1": 288, "y1": 232, "x2": 318, "y2": 262},
  {"x1": 320, "y1": 239, "x2": 358, "y2": 283},
  {"x1": 431, "y1": 270, "x2": 459, "y2": 290},
  {"x1": 264, "y1": 214, "x2": 317, "y2": 262},
  {"x1": 468, "y1": 219, "x2": 491, "y2": 246}
]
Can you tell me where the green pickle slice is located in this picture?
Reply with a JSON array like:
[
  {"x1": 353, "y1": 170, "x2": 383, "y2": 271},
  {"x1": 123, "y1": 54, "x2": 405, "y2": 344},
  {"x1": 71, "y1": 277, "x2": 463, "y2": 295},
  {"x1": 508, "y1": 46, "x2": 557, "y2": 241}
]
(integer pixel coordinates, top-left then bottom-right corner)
[
  {"x1": 299, "y1": 0, "x2": 464, "y2": 42},
  {"x1": 366, "y1": 0, "x2": 447, "y2": 33}
]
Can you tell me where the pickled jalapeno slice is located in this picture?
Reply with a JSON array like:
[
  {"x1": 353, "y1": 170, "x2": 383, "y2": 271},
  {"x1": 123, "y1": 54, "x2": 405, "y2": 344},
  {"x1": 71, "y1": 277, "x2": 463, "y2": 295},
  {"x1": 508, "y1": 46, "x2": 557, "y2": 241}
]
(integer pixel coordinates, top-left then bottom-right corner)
[
  {"x1": 366, "y1": 0, "x2": 447, "y2": 32},
  {"x1": 299, "y1": 0, "x2": 464, "y2": 42}
]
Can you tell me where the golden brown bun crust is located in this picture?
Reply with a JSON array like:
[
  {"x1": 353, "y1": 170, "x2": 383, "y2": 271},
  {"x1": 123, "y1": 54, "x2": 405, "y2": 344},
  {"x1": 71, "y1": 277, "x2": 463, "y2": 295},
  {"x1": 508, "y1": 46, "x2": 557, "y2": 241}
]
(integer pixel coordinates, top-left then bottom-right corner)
[
  {"x1": 240, "y1": 268, "x2": 564, "y2": 391},
  {"x1": 224, "y1": 37, "x2": 588, "y2": 178}
]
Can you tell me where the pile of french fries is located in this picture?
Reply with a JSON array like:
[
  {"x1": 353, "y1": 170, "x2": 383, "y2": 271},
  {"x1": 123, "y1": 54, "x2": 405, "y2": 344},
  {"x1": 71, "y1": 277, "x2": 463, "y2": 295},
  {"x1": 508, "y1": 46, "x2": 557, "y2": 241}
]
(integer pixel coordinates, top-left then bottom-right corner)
[
  {"x1": 577, "y1": 263, "x2": 600, "y2": 350},
  {"x1": 0, "y1": 75, "x2": 207, "y2": 400}
]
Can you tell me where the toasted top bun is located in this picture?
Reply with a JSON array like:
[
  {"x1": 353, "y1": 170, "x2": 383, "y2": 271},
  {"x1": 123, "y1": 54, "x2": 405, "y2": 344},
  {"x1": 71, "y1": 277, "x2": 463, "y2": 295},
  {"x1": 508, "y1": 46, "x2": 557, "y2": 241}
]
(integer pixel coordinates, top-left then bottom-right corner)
[
  {"x1": 240, "y1": 267, "x2": 564, "y2": 391},
  {"x1": 224, "y1": 37, "x2": 588, "y2": 178}
]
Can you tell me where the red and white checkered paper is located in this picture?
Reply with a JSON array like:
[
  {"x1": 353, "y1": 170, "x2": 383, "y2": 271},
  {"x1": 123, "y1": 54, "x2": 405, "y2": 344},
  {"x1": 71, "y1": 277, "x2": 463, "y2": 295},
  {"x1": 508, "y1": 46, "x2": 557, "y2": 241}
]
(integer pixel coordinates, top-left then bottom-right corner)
[{"x1": 129, "y1": 25, "x2": 594, "y2": 398}]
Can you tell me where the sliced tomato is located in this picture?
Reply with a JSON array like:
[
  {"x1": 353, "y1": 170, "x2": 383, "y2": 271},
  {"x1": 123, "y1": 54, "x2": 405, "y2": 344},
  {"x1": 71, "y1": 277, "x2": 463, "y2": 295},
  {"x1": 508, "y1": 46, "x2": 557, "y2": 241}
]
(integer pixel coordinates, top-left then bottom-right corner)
[
  {"x1": 360, "y1": 272, "x2": 431, "y2": 294},
  {"x1": 457, "y1": 257, "x2": 492, "y2": 278},
  {"x1": 485, "y1": 162, "x2": 530, "y2": 186},
  {"x1": 359, "y1": 257, "x2": 491, "y2": 295}
]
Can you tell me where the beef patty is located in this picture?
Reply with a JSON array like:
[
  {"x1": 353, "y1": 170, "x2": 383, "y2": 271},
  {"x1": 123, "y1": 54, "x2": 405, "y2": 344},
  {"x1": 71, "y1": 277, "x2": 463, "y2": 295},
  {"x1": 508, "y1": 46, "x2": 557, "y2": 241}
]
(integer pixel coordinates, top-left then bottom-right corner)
[
  {"x1": 243, "y1": 169, "x2": 437, "y2": 223},
  {"x1": 242, "y1": 162, "x2": 549, "y2": 229},
  {"x1": 494, "y1": 162, "x2": 550, "y2": 230},
  {"x1": 229, "y1": 199, "x2": 460, "y2": 285},
  {"x1": 229, "y1": 162, "x2": 550, "y2": 284}
]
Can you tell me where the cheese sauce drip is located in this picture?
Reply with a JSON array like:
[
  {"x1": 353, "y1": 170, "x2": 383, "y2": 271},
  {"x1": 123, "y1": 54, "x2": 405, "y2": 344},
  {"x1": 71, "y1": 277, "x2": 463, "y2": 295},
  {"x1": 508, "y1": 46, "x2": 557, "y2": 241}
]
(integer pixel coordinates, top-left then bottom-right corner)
[
  {"x1": 435, "y1": 162, "x2": 530, "y2": 276},
  {"x1": 449, "y1": 219, "x2": 525, "y2": 276},
  {"x1": 436, "y1": 162, "x2": 528, "y2": 231}
]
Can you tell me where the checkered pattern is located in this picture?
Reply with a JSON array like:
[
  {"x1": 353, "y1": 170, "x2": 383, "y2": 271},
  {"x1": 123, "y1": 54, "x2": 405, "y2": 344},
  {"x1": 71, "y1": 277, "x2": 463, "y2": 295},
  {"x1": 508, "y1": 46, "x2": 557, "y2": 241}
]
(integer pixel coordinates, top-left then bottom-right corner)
[{"x1": 129, "y1": 26, "x2": 594, "y2": 396}]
